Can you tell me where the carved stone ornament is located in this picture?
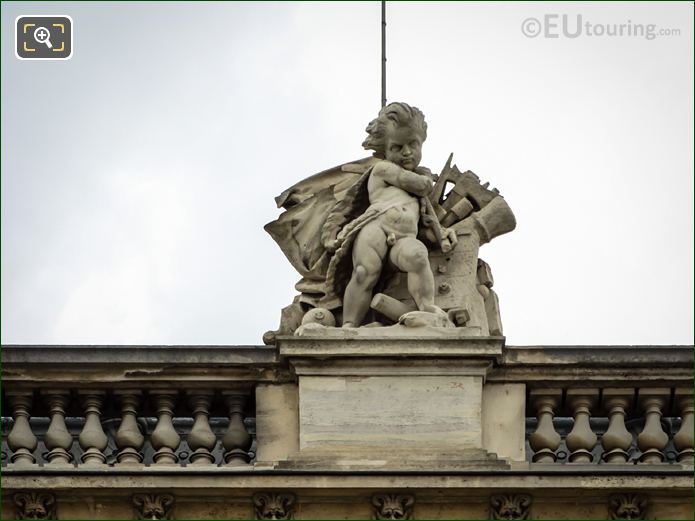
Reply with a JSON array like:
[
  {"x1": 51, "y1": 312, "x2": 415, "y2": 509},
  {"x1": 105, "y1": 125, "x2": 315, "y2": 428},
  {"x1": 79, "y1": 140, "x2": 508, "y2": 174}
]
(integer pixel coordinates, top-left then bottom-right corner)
[
  {"x1": 371, "y1": 493, "x2": 415, "y2": 520},
  {"x1": 253, "y1": 492, "x2": 296, "y2": 520},
  {"x1": 13, "y1": 492, "x2": 56, "y2": 520},
  {"x1": 609, "y1": 493, "x2": 648, "y2": 520},
  {"x1": 132, "y1": 493, "x2": 175, "y2": 520},
  {"x1": 264, "y1": 101, "x2": 516, "y2": 341},
  {"x1": 489, "y1": 494, "x2": 532, "y2": 520}
]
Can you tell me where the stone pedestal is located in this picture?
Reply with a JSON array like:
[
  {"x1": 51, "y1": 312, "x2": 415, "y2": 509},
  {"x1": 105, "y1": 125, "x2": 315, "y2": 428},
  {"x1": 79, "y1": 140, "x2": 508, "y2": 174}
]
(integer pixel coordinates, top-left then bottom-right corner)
[{"x1": 277, "y1": 334, "x2": 509, "y2": 470}]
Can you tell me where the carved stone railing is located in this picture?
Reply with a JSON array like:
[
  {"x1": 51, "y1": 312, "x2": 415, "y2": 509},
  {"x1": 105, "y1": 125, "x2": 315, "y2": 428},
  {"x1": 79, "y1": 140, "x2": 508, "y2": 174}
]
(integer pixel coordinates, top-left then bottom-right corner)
[
  {"x1": 1, "y1": 345, "x2": 279, "y2": 469},
  {"x1": 492, "y1": 346, "x2": 693, "y2": 466},
  {"x1": 2, "y1": 344, "x2": 692, "y2": 471},
  {"x1": 2, "y1": 343, "x2": 693, "y2": 520}
]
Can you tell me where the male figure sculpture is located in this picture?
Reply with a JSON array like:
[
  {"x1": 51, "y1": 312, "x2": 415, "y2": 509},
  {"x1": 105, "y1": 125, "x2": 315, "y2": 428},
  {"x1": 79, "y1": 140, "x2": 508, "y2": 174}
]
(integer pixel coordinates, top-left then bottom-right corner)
[{"x1": 339, "y1": 102, "x2": 457, "y2": 326}]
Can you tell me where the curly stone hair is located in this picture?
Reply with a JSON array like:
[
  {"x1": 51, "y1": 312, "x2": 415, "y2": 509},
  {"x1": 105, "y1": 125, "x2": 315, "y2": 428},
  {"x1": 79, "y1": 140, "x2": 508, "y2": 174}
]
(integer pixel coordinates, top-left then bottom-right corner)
[{"x1": 362, "y1": 102, "x2": 427, "y2": 157}]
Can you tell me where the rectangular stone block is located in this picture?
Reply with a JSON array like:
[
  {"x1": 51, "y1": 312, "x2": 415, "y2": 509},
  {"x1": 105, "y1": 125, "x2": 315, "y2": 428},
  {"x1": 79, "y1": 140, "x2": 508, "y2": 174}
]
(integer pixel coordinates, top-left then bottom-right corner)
[
  {"x1": 255, "y1": 383, "x2": 299, "y2": 462},
  {"x1": 482, "y1": 383, "x2": 526, "y2": 462},
  {"x1": 298, "y1": 375, "x2": 483, "y2": 451}
]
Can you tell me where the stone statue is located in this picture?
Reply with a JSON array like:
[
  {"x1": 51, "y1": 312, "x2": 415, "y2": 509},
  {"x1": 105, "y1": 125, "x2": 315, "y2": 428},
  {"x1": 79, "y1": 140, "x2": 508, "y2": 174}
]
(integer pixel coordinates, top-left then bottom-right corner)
[
  {"x1": 264, "y1": 102, "x2": 515, "y2": 341},
  {"x1": 332, "y1": 103, "x2": 457, "y2": 327}
]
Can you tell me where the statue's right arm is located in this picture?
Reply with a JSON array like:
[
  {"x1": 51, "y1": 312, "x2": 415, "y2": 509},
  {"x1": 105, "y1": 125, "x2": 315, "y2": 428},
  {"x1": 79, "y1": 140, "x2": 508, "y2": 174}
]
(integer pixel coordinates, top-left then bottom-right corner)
[{"x1": 373, "y1": 162, "x2": 433, "y2": 196}]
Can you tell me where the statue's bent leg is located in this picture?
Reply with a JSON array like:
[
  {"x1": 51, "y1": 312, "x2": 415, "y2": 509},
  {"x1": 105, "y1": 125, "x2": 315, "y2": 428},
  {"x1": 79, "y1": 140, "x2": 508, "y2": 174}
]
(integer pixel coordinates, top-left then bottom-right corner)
[
  {"x1": 389, "y1": 238, "x2": 437, "y2": 312},
  {"x1": 342, "y1": 223, "x2": 388, "y2": 327}
]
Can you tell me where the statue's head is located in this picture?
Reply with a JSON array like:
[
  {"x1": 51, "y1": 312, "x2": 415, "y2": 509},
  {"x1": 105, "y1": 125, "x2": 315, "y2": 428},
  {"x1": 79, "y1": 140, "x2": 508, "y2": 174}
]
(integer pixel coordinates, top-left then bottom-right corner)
[{"x1": 362, "y1": 102, "x2": 427, "y2": 170}]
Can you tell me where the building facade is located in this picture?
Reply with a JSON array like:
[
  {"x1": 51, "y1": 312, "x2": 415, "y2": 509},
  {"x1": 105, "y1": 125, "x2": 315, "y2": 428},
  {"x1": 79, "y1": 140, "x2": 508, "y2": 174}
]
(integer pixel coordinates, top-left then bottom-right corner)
[{"x1": 2, "y1": 342, "x2": 692, "y2": 520}]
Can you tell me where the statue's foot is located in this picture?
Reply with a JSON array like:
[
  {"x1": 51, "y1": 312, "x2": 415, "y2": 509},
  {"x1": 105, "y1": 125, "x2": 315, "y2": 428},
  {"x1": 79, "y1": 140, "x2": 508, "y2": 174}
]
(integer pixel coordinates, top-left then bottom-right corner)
[{"x1": 398, "y1": 309, "x2": 454, "y2": 328}]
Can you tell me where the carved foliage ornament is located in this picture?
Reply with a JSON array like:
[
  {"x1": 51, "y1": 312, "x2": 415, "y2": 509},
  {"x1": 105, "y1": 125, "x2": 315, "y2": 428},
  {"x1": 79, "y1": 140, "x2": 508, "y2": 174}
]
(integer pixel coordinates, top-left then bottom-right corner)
[
  {"x1": 253, "y1": 492, "x2": 296, "y2": 520},
  {"x1": 372, "y1": 493, "x2": 415, "y2": 520},
  {"x1": 489, "y1": 494, "x2": 532, "y2": 520},
  {"x1": 609, "y1": 493, "x2": 648, "y2": 520},
  {"x1": 132, "y1": 493, "x2": 175, "y2": 520},
  {"x1": 13, "y1": 492, "x2": 56, "y2": 520}
]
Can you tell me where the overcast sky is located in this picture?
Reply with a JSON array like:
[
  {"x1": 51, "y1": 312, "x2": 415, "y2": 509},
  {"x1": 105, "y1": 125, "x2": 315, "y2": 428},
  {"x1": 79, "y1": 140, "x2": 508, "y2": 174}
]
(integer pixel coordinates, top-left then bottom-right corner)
[{"x1": 1, "y1": 1, "x2": 693, "y2": 346}]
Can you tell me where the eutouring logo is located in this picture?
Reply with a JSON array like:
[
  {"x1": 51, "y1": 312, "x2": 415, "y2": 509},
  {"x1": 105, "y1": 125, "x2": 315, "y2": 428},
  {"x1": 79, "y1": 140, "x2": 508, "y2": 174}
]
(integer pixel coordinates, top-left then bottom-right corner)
[{"x1": 521, "y1": 14, "x2": 680, "y2": 41}]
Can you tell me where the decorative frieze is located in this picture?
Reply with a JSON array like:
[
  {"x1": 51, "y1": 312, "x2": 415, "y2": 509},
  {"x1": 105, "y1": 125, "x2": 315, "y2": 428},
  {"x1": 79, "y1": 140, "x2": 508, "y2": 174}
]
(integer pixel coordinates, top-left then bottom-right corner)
[
  {"x1": 608, "y1": 493, "x2": 648, "y2": 520},
  {"x1": 371, "y1": 493, "x2": 415, "y2": 520},
  {"x1": 13, "y1": 491, "x2": 56, "y2": 520},
  {"x1": 253, "y1": 492, "x2": 296, "y2": 520},
  {"x1": 489, "y1": 494, "x2": 532, "y2": 520},
  {"x1": 132, "y1": 493, "x2": 175, "y2": 520}
]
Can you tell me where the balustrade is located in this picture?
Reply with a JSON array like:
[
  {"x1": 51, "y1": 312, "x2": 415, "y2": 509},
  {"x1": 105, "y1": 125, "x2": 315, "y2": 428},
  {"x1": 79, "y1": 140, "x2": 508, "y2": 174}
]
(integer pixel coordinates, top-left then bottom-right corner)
[
  {"x1": 114, "y1": 391, "x2": 145, "y2": 465},
  {"x1": 78, "y1": 391, "x2": 108, "y2": 465},
  {"x1": 222, "y1": 392, "x2": 252, "y2": 465},
  {"x1": 600, "y1": 389, "x2": 633, "y2": 464},
  {"x1": 1, "y1": 345, "x2": 691, "y2": 470},
  {"x1": 565, "y1": 389, "x2": 599, "y2": 463},
  {"x1": 43, "y1": 390, "x2": 73, "y2": 465},
  {"x1": 672, "y1": 388, "x2": 694, "y2": 464},
  {"x1": 525, "y1": 386, "x2": 694, "y2": 465},
  {"x1": 2, "y1": 388, "x2": 256, "y2": 469},
  {"x1": 528, "y1": 389, "x2": 562, "y2": 463},
  {"x1": 636, "y1": 388, "x2": 671, "y2": 464},
  {"x1": 6, "y1": 391, "x2": 37, "y2": 465},
  {"x1": 187, "y1": 391, "x2": 217, "y2": 465}
]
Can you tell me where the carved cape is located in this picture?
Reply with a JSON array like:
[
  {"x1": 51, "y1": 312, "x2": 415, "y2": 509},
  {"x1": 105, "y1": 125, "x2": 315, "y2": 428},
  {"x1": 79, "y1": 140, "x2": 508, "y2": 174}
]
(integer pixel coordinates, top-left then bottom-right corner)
[{"x1": 264, "y1": 156, "x2": 379, "y2": 308}]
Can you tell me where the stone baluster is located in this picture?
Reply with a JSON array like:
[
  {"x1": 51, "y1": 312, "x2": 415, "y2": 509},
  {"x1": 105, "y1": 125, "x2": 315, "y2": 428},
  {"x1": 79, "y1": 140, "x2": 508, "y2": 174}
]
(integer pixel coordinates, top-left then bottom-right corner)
[
  {"x1": 600, "y1": 388, "x2": 634, "y2": 464},
  {"x1": 6, "y1": 391, "x2": 38, "y2": 465},
  {"x1": 187, "y1": 391, "x2": 217, "y2": 465},
  {"x1": 636, "y1": 388, "x2": 670, "y2": 464},
  {"x1": 222, "y1": 392, "x2": 252, "y2": 465},
  {"x1": 114, "y1": 391, "x2": 145, "y2": 465},
  {"x1": 78, "y1": 391, "x2": 108, "y2": 465},
  {"x1": 672, "y1": 388, "x2": 694, "y2": 464},
  {"x1": 528, "y1": 389, "x2": 562, "y2": 463},
  {"x1": 150, "y1": 391, "x2": 181, "y2": 465},
  {"x1": 565, "y1": 388, "x2": 599, "y2": 463},
  {"x1": 43, "y1": 390, "x2": 74, "y2": 465}
]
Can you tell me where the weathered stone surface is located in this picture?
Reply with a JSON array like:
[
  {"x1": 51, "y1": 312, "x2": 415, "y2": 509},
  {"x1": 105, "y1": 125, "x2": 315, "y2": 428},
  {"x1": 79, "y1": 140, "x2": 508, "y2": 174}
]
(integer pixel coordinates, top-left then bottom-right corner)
[
  {"x1": 279, "y1": 335, "x2": 504, "y2": 359},
  {"x1": 482, "y1": 383, "x2": 526, "y2": 462},
  {"x1": 255, "y1": 384, "x2": 299, "y2": 463},
  {"x1": 298, "y1": 375, "x2": 483, "y2": 451}
]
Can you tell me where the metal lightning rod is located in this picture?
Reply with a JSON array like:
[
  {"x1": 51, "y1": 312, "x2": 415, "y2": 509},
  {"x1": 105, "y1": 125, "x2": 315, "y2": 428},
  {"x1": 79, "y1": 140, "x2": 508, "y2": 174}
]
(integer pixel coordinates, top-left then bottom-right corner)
[{"x1": 381, "y1": 0, "x2": 387, "y2": 107}]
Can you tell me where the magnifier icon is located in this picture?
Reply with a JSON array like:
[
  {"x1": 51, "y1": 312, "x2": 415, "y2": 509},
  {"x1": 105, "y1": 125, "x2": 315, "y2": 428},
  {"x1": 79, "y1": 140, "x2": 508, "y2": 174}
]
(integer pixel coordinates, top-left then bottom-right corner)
[{"x1": 33, "y1": 26, "x2": 53, "y2": 49}]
